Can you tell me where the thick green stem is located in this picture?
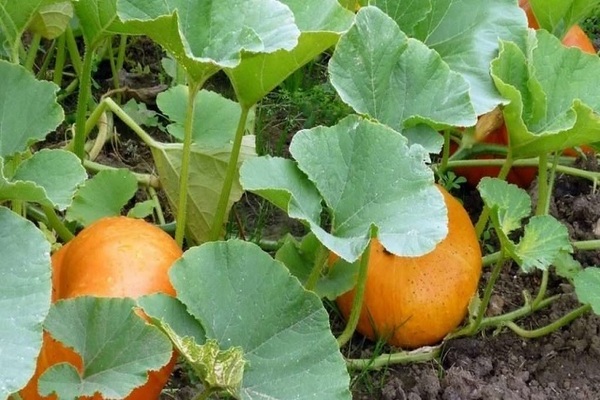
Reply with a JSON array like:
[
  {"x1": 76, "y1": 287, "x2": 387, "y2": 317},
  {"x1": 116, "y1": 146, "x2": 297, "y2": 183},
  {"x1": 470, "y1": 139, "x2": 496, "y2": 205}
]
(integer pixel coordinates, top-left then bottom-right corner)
[
  {"x1": 64, "y1": 26, "x2": 82, "y2": 77},
  {"x1": 535, "y1": 152, "x2": 549, "y2": 216},
  {"x1": 346, "y1": 345, "x2": 441, "y2": 371},
  {"x1": 305, "y1": 244, "x2": 329, "y2": 291},
  {"x1": 73, "y1": 48, "x2": 95, "y2": 160},
  {"x1": 52, "y1": 34, "x2": 66, "y2": 86},
  {"x1": 532, "y1": 269, "x2": 549, "y2": 309},
  {"x1": 474, "y1": 152, "x2": 514, "y2": 237},
  {"x1": 208, "y1": 105, "x2": 251, "y2": 241},
  {"x1": 84, "y1": 159, "x2": 160, "y2": 188},
  {"x1": 505, "y1": 304, "x2": 591, "y2": 338},
  {"x1": 438, "y1": 130, "x2": 451, "y2": 174},
  {"x1": 148, "y1": 186, "x2": 166, "y2": 225},
  {"x1": 471, "y1": 251, "x2": 506, "y2": 333},
  {"x1": 24, "y1": 33, "x2": 42, "y2": 71},
  {"x1": 476, "y1": 294, "x2": 559, "y2": 331},
  {"x1": 174, "y1": 81, "x2": 203, "y2": 247},
  {"x1": 337, "y1": 244, "x2": 372, "y2": 348},
  {"x1": 102, "y1": 97, "x2": 160, "y2": 147},
  {"x1": 42, "y1": 205, "x2": 74, "y2": 242}
]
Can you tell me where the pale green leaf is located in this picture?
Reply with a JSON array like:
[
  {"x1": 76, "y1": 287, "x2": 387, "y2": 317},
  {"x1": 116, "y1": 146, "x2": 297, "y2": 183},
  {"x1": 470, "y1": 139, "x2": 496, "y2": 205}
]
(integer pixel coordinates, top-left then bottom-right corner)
[
  {"x1": 126, "y1": 200, "x2": 155, "y2": 219},
  {"x1": 157, "y1": 86, "x2": 253, "y2": 148},
  {"x1": 151, "y1": 137, "x2": 256, "y2": 245},
  {"x1": 226, "y1": 0, "x2": 354, "y2": 106},
  {"x1": 122, "y1": 99, "x2": 160, "y2": 128},
  {"x1": 574, "y1": 267, "x2": 600, "y2": 314},
  {"x1": 73, "y1": 0, "x2": 130, "y2": 46},
  {"x1": 553, "y1": 251, "x2": 583, "y2": 280},
  {"x1": 0, "y1": 207, "x2": 51, "y2": 398},
  {"x1": 0, "y1": 0, "x2": 74, "y2": 59},
  {"x1": 12, "y1": 149, "x2": 87, "y2": 211},
  {"x1": 293, "y1": 115, "x2": 446, "y2": 262},
  {"x1": 329, "y1": 6, "x2": 476, "y2": 132},
  {"x1": 368, "y1": 0, "x2": 431, "y2": 37},
  {"x1": 39, "y1": 297, "x2": 173, "y2": 399},
  {"x1": 514, "y1": 215, "x2": 572, "y2": 272},
  {"x1": 117, "y1": 0, "x2": 300, "y2": 83},
  {"x1": 492, "y1": 30, "x2": 600, "y2": 158},
  {"x1": 478, "y1": 177, "x2": 531, "y2": 235},
  {"x1": 530, "y1": 0, "x2": 600, "y2": 38},
  {"x1": 170, "y1": 240, "x2": 351, "y2": 400},
  {"x1": 276, "y1": 233, "x2": 359, "y2": 300},
  {"x1": 27, "y1": 1, "x2": 73, "y2": 39},
  {"x1": 0, "y1": 61, "x2": 63, "y2": 157},
  {"x1": 66, "y1": 169, "x2": 138, "y2": 226},
  {"x1": 0, "y1": 150, "x2": 86, "y2": 210},
  {"x1": 406, "y1": 0, "x2": 528, "y2": 115}
]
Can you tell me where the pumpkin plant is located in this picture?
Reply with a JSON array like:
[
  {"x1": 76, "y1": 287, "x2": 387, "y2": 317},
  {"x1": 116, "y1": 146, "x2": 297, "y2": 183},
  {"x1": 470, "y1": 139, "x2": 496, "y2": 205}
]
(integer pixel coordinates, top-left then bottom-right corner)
[{"x1": 5, "y1": 0, "x2": 600, "y2": 398}]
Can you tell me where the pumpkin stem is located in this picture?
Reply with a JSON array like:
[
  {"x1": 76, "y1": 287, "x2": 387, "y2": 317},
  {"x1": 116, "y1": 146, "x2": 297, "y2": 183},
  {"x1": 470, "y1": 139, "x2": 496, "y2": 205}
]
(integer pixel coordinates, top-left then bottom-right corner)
[
  {"x1": 337, "y1": 242, "x2": 372, "y2": 348},
  {"x1": 503, "y1": 304, "x2": 592, "y2": 338},
  {"x1": 305, "y1": 243, "x2": 329, "y2": 291}
]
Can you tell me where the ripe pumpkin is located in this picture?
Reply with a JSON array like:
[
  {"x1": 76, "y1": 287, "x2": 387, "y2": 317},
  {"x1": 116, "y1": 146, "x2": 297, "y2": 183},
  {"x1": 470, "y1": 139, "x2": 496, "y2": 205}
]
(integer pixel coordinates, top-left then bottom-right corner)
[
  {"x1": 452, "y1": 2, "x2": 596, "y2": 188},
  {"x1": 21, "y1": 216, "x2": 183, "y2": 400},
  {"x1": 336, "y1": 185, "x2": 482, "y2": 348}
]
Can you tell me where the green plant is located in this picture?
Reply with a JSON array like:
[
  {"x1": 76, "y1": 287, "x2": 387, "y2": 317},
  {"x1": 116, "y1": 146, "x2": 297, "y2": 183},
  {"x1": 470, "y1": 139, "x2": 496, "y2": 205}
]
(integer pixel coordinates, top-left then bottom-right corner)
[{"x1": 4, "y1": 1, "x2": 600, "y2": 399}]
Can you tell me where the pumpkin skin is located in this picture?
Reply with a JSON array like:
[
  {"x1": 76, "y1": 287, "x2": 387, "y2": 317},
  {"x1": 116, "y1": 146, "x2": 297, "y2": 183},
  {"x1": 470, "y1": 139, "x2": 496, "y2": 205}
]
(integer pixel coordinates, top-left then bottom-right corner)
[
  {"x1": 452, "y1": 2, "x2": 596, "y2": 188},
  {"x1": 336, "y1": 186, "x2": 482, "y2": 348},
  {"x1": 21, "y1": 216, "x2": 182, "y2": 400}
]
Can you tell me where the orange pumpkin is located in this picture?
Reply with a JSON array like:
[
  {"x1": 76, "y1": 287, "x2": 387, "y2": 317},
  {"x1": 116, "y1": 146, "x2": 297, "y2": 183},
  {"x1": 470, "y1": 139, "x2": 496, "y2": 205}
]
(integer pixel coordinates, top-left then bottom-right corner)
[
  {"x1": 21, "y1": 217, "x2": 182, "y2": 400},
  {"x1": 336, "y1": 186, "x2": 482, "y2": 348},
  {"x1": 452, "y1": 2, "x2": 596, "y2": 188}
]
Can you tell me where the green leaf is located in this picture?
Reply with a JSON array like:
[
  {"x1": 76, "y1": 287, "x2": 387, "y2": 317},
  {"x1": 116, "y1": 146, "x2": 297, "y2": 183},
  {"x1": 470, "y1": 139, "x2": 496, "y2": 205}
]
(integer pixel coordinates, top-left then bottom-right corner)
[
  {"x1": 157, "y1": 86, "x2": 253, "y2": 148},
  {"x1": 0, "y1": 207, "x2": 51, "y2": 398},
  {"x1": 0, "y1": 150, "x2": 86, "y2": 210},
  {"x1": 393, "y1": 0, "x2": 528, "y2": 116},
  {"x1": 27, "y1": 1, "x2": 73, "y2": 39},
  {"x1": 275, "y1": 233, "x2": 358, "y2": 300},
  {"x1": 138, "y1": 293, "x2": 206, "y2": 345},
  {"x1": 73, "y1": 0, "x2": 130, "y2": 46},
  {"x1": 574, "y1": 267, "x2": 600, "y2": 314},
  {"x1": 226, "y1": 0, "x2": 354, "y2": 106},
  {"x1": 478, "y1": 177, "x2": 531, "y2": 235},
  {"x1": 243, "y1": 116, "x2": 447, "y2": 262},
  {"x1": 514, "y1": 216, "x2": 573, "y2": 272},
  {"x1": 0, "y1": 0, "x2": 73, "y2": 59},
  {"x1": 0, "y1": 61, "x2": 63, "y2": 157},
  {"x1": 126, "y1": 200, "x2": 155, "y2": 219},
  {"x1": 368, "y1": 0, "x2": 431, "y2": 36},
  {"x1": 329, "y1": 6, "x2": 476, "y2": 132},
  {"x1": 492, "y1": 30, "x2": 600, "y2": 158},
  {"x1": 122, "y1": 99, "x2": 160, "y2": 128},
  {"x1": 117, "y1": 0, "x2": 300, "y2": 83},
  {"x1": 151, "y1": 137, "x2": 256, "y2": 245},
  {"x1": 170, "y1": 240, "x2": 351, "y2": 400},
  {"x1": 39, "y1": 297, "x2": 173, "y2": 399},
  {"x1": 530, "y1": 0, "x2": 600, "y2": 38},
  {"x1": 553, "y1": 251, "x2": 583, "y2": 280},
  {"x1": 66, "y1": 169, "x2": 138, "y2": 226}
]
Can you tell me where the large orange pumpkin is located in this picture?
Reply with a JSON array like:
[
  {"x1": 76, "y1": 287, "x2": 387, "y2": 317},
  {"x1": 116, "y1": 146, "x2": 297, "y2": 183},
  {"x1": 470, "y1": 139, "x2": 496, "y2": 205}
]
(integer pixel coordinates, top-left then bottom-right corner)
[
  {"x1": 336, "y1": 186, "x2": 482, "y2": 348},
  {"x1": 21, "y1": 217, "x2": 183, "y2": 400},
  {"x1": 452, "y1": 2, "x2": 596, "y2": 188}
]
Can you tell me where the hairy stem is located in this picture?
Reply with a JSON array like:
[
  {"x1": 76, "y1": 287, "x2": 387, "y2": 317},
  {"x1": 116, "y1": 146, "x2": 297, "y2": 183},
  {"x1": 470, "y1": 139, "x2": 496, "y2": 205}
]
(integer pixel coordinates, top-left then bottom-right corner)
[
  {"x1": 24, "y1": 33, "x2": 42, "y2": 71},
  {"x1": 208, "y1": 105, "x2": 251, "y2": 241},
  {"x1": 42, "y1": 205, "x2": 74, "y2": 242},
  {"x1": 73, "y1": 48, "x2": 95, "y2": 160},
  {"x1": 305, "y1": 244, "x2": 329, "y2": 291},
  {"x1": 174, "y1": 81, "x2": 203, "y2": 247},
  {"x1": 337, "y1": 244, "x2": 372, "y2": 348},
  {"x1": 346, "y1": 345, "x2": 441, "y2": 371},
  {"x1": 52, "y1": 34, "x2": 66, "y2": 86}
]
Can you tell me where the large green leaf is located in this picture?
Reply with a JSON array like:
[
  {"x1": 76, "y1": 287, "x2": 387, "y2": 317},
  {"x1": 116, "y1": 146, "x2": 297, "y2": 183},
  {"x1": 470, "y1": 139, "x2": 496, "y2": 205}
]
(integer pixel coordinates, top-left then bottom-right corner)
[
  {"x1": 151, "y1": 137, "x2": 256, "y2": 245},
  {"x1": 241, "y1": 115, "x2": 447, "y2": 262},
  {"x1": 329, "y1": 6, "x2": 476, "y2": 133},
  {"x1": 27, "y1": 1, "x2": 73, "y2": 39},
  {"x1": 226, "y1": 0, "x2": 354, "y2": 106},
  {"x1": 0, "y1": 149, "x2": 86, "y2": 210},
  {"x1": 66, "y1": 169, "x2": 138, "y2": 226},
  {"x1": 39, "y1": 297, "x2": 173, "y2": 399},
  {"x1": 157, "y1": 86, "x2": 254, "y2": 148},
  {"x1": 0, "y1": 61, "x2": 63, "y2": 157},
  {"x1": 117, "y1": 0, "x2": 300, "y2": 84},
  {"x1": 0, "y1": 0, "x2": 73, "y2": 59},
  {"x1": 169, "y1": 240, "x2": 351, "y2": 400},
  {"x1": 399, "y1": 0, "x2": 528, "y2": 116},
  {"x1": 478, "y1": 177, "x2": 572, "y2": 272},
  {"x1": 492, "y1": 30, "x2": 600, "y2": 158},
  {"x1": 574, "y1": 267, "x2": 600, "y2": 314},
  {"x1": 0, "y1": 207, "x2": 51, "y2": 398},
  {"x1": 73, "y1": 0, "x2": 130, "y2": 46},
  {"x1": 530, "y1": 0, "x2": 600, "y2": 38}
]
